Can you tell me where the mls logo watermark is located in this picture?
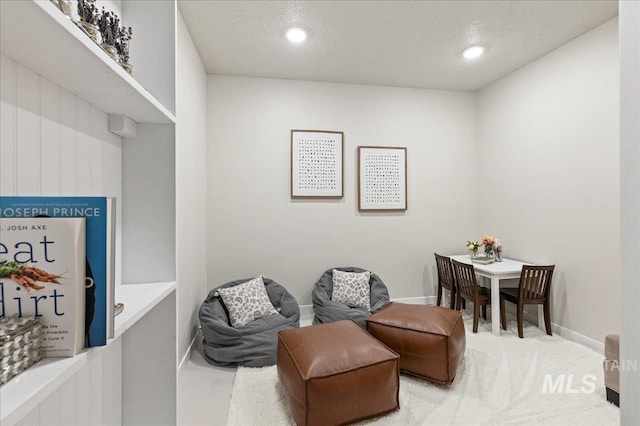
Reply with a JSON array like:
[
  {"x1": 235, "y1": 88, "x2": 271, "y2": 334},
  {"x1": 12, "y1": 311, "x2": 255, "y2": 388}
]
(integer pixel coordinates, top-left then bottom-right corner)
[
  {"x1": 543, "y1": 359, "x2": 638, "y2": 394},
  {"x1": 604, "y1": 359, "x2": 638, "y2": 373},
  {"x1": 542, "y1": 374, "x2": 597, "y2": 394}
]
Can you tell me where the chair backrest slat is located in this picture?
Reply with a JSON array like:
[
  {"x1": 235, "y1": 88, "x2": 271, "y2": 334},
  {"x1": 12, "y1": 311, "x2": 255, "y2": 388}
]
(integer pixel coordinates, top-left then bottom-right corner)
[
  {"x1": 519, "y1": 265, "x2": 554, "y2": 300},
  {"x1": 434, "y1": 253, "x2": 455, "y2": 291},
  {"x1": 451, "y1": 259, "x2": 478, "y2": 299}
]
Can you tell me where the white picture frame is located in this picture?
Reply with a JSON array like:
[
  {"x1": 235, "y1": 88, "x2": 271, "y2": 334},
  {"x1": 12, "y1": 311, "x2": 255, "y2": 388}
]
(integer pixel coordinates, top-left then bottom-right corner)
[
  {"x1": 291, "y1": 130, "x2": 344, "y2": 198},
  {"x1": 358, "y1": 146, "x2": 407, "y2": 211}
]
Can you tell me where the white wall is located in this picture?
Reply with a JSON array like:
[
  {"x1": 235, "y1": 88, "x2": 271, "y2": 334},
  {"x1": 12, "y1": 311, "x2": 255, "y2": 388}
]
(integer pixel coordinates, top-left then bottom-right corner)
[
  {"x1": 0, "y1": 54, "x2": 122, "y2": 196},
  {"x1": 0, "y1": 54, "x2": 123, "y2": 287},
  {"x1": 176, "y1": 12, "x2": 208, "y2": 365},
  {"x1": 121, "y1": 123, "x2": 175, "y2": 283},
  {"x1": 207, "y1": 76, "x2": 477, "y2": 304},
  {"x1": 619, "y1": 1, "x2": 640, "y2": 422},
  {"x1": 477, "y1": 19, "x2": 619, "y2": 342},
  {"x1": 122, "y1": 0, "x2": 176, "y2": 115},
  {"x1": 0, "y1": 53, "x2": 125, "y2": 425}
]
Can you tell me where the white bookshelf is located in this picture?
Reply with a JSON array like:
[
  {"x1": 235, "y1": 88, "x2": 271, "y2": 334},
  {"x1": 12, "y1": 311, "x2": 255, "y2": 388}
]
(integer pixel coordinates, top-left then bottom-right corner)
[
  {"x1": 0, "y1": 1, "x2": 178, "y2": 425},
  {"x1": 113, "y1": 281, "x2": 176, "y2": 340},
  {"x1": 0, "y1": 282, "x2": 177, "y2": 426},
  {"x1": 0, "y1": 354, "x2": 88, "y2": 425},
  {"x1": 0, "y1": 0, "x2": 175, "y2": 124}
]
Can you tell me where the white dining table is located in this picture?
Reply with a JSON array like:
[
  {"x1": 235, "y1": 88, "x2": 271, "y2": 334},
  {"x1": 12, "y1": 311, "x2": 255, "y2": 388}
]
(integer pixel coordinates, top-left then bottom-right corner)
[{"x1": 450, "y1": 255, "x2": 540, "y2": 336}]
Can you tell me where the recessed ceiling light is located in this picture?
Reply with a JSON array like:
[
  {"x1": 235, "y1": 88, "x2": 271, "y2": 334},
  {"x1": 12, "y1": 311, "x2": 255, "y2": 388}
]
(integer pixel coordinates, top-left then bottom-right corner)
[
  {"x1": 462, "y1": 45, "x2": 485, "y2": 60},
  {"x1": 286, "y1": 27, "x2": 307, "y2": 43}
]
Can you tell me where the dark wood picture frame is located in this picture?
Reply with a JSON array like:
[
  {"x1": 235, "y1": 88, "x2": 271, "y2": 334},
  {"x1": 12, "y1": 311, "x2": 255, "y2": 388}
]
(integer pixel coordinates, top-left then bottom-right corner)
[
  {"x1": 291, "y1": 130, "x2": 344, "y2": 199},
  {"x1": 358, "y1": 146, "x2": 407, "y2": 211}
]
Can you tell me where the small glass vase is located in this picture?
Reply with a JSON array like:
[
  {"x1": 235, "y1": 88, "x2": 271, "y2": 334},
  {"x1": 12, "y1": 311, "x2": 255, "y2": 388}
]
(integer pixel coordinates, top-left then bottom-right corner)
[
  {"x1": 469, "y1": 249, "x2": 479, "y2": 259},
  {"x1": 55, "y1": 0, "x2": 72, "y2": 17},
  {"x1": 484, "y1": 247, "x2": 495, "y2": 260},
  {"x1": 119, "y1": 62, "x2": 133, "y2": 75},
  {"x1": 78, "y1": 21, "x2": 100, "y2": 43},
  {"x1": 101, "y1": 43, "x2": 118, "y2": 61}
]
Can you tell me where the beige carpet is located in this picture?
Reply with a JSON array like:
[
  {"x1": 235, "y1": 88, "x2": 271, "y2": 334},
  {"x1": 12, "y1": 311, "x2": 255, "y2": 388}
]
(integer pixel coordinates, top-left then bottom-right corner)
[{"x1": 227, "y1": 312, "x2": 619, "y2": 425}]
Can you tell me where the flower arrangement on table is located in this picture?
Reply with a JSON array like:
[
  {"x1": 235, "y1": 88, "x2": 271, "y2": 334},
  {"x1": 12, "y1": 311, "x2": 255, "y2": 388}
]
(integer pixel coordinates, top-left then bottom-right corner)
[
  {"x1": 495, "y1": 238, "x2": 503, "y2": 261},
  {"x1": 480, "y1": 235, "x2": 496, "y2": 256},
  {"x1": 466, "y1": 240, "x2": 480, "y2": 258},
  {"x1": 466, "y1": 235, "x2": 501, "y2": 260}
]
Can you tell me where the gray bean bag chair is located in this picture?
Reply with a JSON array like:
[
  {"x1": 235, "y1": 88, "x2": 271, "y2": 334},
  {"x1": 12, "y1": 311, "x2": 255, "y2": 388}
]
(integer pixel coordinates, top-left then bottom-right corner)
[
  {"x1": 312, "y1": 266, "x2": 390, "y2": 326},
  {"x1": 199, "y1": 277, "x2": 300, "y2": 367}
]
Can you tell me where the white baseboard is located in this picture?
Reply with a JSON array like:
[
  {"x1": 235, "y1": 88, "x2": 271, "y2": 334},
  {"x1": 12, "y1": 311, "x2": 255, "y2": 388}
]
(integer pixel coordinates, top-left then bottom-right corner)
[
  {"x1": 299, "y1": 296, "x2": 437, "y2": 324},
  {"x1": 178, "y1": 334, "x2": 198, "y2": 381},
  {"x1": 488, "y1": 300, "x2": 603, "y2": 354},
  {"x1": 517, "y1": 306, "x2": 604, "y2": 354},
  {"x1": 391, "y1": 296, "x2": 437, "y2": 305},
  {"x1": 552, "y1": 322, "x2": 604, "y2": 354},
  {"x1": 299, "y1": 305, "x2": 314, "y2": 323}
]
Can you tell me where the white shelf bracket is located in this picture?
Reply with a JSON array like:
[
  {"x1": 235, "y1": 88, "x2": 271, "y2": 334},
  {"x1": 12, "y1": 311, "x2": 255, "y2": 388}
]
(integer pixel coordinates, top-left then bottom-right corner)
[{"x1": 108, "y1": 114, "x2": 138, "y2": 138}]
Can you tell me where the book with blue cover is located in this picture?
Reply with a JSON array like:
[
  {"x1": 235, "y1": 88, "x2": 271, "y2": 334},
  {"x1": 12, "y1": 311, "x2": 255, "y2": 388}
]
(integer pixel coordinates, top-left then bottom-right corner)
[
  {"x1": 0, "y1": 197, "x2": 115, "y2": 347},
  {"x1": 0, "y1": 217, "x2": 86, "y2": 356}
]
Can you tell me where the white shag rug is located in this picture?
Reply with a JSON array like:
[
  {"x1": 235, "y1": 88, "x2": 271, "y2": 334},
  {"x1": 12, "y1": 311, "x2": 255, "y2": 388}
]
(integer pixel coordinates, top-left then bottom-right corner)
[{"x1": 227, "y1": 313, "x2": 619, "y2": 425}]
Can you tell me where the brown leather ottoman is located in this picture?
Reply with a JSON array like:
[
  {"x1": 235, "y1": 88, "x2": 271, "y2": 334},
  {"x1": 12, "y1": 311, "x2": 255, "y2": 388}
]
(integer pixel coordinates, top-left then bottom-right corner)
[
  {"x1": 366, "y1": 302, "x2": 465, "y2": 384},
  {"x1": 277, "y1": 320, "x2": 399, "y2": 426}
]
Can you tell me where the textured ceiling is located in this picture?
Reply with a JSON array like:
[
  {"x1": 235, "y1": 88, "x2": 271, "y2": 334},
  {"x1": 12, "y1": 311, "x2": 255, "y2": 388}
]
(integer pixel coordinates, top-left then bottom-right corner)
[{"x1": 178, "y1": 0, "x2": 617, "y2": 91}]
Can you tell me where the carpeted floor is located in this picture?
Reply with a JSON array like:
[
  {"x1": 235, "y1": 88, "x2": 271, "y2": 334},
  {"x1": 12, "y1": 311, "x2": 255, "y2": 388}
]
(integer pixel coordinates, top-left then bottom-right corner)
[{"x1": 227, "y1": 312, "x2": 619, "y2": 425}]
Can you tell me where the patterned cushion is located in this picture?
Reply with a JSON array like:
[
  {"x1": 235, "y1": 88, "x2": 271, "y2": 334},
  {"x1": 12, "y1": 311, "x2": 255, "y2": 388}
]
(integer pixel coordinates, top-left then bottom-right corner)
[
  {"x1": 331, "y1": 269, "x2": 371, "y2": 311},
  {"x1": 217, "y1": 276, "x2": 278, "y2": 328}
]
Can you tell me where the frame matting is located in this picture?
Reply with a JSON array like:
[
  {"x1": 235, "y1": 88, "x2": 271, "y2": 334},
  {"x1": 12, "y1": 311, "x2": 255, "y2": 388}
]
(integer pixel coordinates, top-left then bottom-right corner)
[
  {"x1": 358, "y1": 146, "x2": 407, "y2": 211},
  {"x1": 291, "y1": 130, "x2": 344, "y2": 198}
]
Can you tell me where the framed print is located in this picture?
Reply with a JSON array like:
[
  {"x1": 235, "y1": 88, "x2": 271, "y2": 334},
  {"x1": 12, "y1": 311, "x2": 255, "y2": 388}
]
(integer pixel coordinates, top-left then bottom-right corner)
[
  {"x1": 358, "y1": 146, "x2": 407, "y2": 211},
  {"x1": 291, "y1": 130, "x2": 344, "y2": 198}
]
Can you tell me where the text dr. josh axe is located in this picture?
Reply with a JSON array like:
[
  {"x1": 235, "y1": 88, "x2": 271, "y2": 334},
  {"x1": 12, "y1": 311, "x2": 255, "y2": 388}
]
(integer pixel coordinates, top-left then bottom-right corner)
[{"x1": 542, "y1": 360, "x2": 638, "y2": 394}]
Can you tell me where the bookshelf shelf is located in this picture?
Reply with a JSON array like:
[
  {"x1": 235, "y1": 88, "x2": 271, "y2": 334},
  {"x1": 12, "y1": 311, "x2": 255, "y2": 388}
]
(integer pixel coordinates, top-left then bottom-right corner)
[
  {"x1": 0, "y1": 1, "x2": 175, "y2": 124},
  {"x1": 0, "y1": 282, "x2": 176, "y2": 426},
  {"x1": 114, "y1": 281, "x2": 176, "y2": 339},
  {"x1": 0, "y1": 354, "x2": 88, "y2": 425},
  {"x1": 0, "y1": 1, "x2": 178, "y2": 424}
]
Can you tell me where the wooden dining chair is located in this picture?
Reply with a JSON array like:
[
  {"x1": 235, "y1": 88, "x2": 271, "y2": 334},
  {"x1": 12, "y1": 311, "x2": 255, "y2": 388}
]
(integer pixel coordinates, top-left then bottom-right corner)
[
  {"x1": 500, "y1": 265, "x2": 555, "y2": 338},
  {"x1": 451, "y1": 259, "x2": 490, "y2": 333},
  {"x1": 434, "y1": 253, "x2": 456, "y2": 309}
]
